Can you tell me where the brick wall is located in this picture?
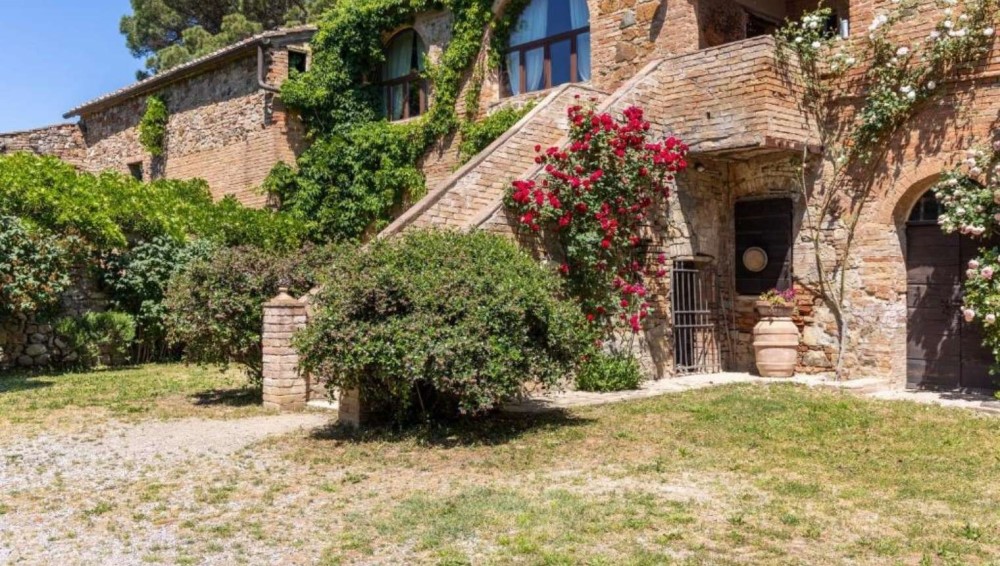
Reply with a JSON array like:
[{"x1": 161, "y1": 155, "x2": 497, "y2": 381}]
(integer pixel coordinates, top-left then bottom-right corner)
[
  {"x1": 75, "y1": 37, "x2": 310, "y2": 207},
  {"x1": 0, "y1": 124, "x2": 86, "y2": 167}
]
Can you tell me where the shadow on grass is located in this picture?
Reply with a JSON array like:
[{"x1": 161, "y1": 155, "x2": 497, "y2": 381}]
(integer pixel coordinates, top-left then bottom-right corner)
[
  {"x1": 308, "y1": 409, "x2": 594, "y2": 448},
  {"x1": 191, "y1": 388, "x2": 262, "y2": 407},
  {"x1": 0, "y1": 374, "x2": 55, "y2": 394}
]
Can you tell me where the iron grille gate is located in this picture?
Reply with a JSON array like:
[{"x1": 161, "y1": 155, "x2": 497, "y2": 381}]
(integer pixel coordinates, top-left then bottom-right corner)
[{"x1": 671, "y1": 260, "x2": 721, "y2": 375}]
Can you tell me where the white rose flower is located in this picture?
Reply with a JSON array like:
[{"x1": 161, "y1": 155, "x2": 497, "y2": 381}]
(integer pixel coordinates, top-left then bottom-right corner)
[
  {"x1": 907, "y1": 90, "x2": 917, "y2": 100},
  {"x1": 958, "y1": 28, "x2": 968, "y2": 37},
  {"x1": 944, "y1": 20, "x2": 954, "y2": 28},
  {"x1": 927, "y1": 80, "x2": 937, "y2": 89},
  {"x1": 987, "y1": 314, "x2": 996, "y2": 325},
  {"x1": 811, "y1": 41, "x2": 822, "y2": 49},
  {"x1": 970, "y1": 259, "x2": 981, "y2": 269},
  {"x1": 960, "y1": 14, "x2": 969, "y2": 21},
  {"x1": 985, "y1": 27, "x2": 995, "y2": 36},
  {"x1": 795, "y1": 36, "x2": 803, "y2": 43},
  {"x1": 971, "y1": 166, "x2": 984, "y2": 176},
  {"x1": 897, "y1": 46, "x2": 910, "y2": 56},
  {"x1": 930, "y1": 30, "x2": 942, "y2": 39},
  {"x1": 846, "y1": 56, "x2": 856, "y2": 65},
  {"x1": 963, "y1": 308, "x2": 976, "y2": 323}
]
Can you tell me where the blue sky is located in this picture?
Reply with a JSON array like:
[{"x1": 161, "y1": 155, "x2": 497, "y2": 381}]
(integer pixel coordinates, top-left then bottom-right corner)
[{"x1": 0, "y1": 0, "x2": 139, "y2": 131}]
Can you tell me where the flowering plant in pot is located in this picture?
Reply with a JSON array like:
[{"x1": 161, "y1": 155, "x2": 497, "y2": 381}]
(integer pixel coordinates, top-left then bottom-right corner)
[{"x1": 756, "y1": 287, "x2": 797, "y2": 317}]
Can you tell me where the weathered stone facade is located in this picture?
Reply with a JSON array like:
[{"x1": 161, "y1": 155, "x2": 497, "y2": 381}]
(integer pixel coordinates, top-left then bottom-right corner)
[
  {"x1": 0, "y1": 124, "x2": 87, "y2": 167},
  {"x1": 0, "y1": 269, "x2": 108, "y2": 370},
  {"x1": 0, "y1": 27, "x2": 316, "y2": 208}
]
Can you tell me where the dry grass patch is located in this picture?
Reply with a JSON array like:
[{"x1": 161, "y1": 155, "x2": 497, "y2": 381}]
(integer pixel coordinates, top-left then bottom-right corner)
[{"x1": 0, "y1": 363, "x2": 269, "y2": 433}]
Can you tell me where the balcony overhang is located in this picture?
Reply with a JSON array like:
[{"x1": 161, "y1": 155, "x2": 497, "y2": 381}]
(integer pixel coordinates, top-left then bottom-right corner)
[{"x1": 643, "y1": 35, "x2": 821, "y2": 159}]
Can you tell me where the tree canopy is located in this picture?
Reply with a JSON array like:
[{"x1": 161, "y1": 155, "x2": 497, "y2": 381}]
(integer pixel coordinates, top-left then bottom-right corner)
[{"x1": 120, "y1": 0, "x2": 335, "y2": 76}]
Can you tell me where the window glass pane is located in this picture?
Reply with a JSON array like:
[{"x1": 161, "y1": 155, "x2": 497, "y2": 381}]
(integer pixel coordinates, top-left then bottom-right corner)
[
  {"x1": 525, "y1": 47, "x2": 545, "y2": 92},
  {"x1": 547, "y1": 0, "x2": 573, "y2": 35},
  {"x1": 550, "y1": 39, "x2": 571, "y2": 87},
  {"x1": 407, "y1": 82, "x2": 422, "y2": 118},
  {"x1": 387, "y1": 84, "x2": 405, "y2": 120},
  {"x1": 577, "y1": 32, "x2": 591, "y2": 81}
]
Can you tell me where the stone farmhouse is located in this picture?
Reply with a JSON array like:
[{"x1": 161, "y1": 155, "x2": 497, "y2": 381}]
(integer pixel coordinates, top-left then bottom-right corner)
[
  {"x1": 0, "y1": 26, "x2": 315, "y2": 208},
  {"x1": 4, "y1": 0, "x2": 996, "y2": 404}
]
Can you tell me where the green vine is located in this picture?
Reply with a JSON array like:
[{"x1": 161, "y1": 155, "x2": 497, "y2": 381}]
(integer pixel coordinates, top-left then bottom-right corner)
[
  {"x1": 138, "y1": 95, "x2": 169, "y2": 156},
  {"x1": 270, "y1": 0, "x2": 502, "y2": 242},
  {"x1": 458, "y1": 101, "x2": 534, "y2": 162},
  {"x1": 774, "y1": 0, "x2": 999, "y2": 377}
]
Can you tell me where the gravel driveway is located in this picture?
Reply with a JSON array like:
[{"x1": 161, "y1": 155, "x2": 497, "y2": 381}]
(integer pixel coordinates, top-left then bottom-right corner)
[{"x1": 0, "y1": 412, "x2": 330, "y2": 565}]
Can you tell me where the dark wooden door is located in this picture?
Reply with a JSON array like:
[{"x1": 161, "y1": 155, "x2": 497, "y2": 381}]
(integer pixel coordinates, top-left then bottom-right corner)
[{"x1": 906, "y1": 193, "x2": 995, "y2": 390}]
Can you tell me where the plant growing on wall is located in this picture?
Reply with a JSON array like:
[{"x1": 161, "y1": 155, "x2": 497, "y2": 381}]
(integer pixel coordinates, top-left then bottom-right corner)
[
  {"x1": 138, "y1": 95, "x2": 169, "y2": 156},
  {"x1": 934, "y1": 143, "x2": 1000, "y2": 374},
  {"x1": 458, "y1": 102, "x2": 535, "y2": 162},
  {"x1": 504, "y1": 102, "x2": 689, "y2": 337},
  {"x1": 269, "y1": 0, "x2": 531, "y2": 242},
  {"x1": 774, "y1": 0, "x2": 998, "y2": 377}
]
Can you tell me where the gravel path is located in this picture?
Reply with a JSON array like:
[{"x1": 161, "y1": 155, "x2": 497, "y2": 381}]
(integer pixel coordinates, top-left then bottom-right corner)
[{"x1": 0, "y1": 412, "x2": 331, "y2": 565}]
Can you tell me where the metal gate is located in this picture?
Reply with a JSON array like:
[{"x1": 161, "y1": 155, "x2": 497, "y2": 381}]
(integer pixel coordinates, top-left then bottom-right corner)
[{"x1": 671, "y1": 260, "x2": 721, "y2": 374}]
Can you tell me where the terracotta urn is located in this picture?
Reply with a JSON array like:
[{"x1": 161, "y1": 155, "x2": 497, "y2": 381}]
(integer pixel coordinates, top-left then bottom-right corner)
[{"x1": 753, "y1": 301, "x2": 799, "y2": 378}]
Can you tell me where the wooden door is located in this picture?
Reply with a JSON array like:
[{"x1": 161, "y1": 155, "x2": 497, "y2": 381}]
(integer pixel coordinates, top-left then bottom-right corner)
[{"x1": 906, "y1": 192, "x2": 995, "y2": 390}]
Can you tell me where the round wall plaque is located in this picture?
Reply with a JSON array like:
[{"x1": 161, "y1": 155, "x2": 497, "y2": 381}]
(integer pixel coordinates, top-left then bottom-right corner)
[{"x1": 742, "y1": 247, "x2": 768, "y2": 273}]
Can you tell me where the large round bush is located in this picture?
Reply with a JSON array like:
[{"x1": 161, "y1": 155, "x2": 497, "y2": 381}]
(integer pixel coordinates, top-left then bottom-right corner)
[{"x1": 296, "y1": 230, "x2": 596, "y2": 422}]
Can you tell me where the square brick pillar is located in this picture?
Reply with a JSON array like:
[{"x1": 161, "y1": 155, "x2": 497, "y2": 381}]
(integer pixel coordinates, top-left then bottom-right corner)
[
  {"x1": 262, "y1": 287, "x2": 309, "y2": 410},
  {"x1": 337, "y1": 388, "x2": 367, "y2": 427}
]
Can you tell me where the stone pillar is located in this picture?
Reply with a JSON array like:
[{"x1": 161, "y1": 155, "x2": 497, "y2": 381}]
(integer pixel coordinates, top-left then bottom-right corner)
[
  {"x1": 337, "y1": 389, "x2": 367, "y2": 427},
  {"x1": 262, "y1": 288, "x2": 309, "y2": 410}
]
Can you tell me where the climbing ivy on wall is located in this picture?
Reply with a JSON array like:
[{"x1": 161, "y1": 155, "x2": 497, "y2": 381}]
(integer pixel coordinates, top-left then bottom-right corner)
[
  {"x1": 138, "y1": 95, "x2": 169, "y2": 156},
  {"x1": 268, "y1": 0, "x2": 530, "y2": 242}
]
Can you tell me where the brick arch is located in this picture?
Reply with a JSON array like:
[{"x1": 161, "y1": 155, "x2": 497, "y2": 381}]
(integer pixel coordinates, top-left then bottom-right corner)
[{"x1": 868, "y1": 154, "x2": 960, "y2": 227}]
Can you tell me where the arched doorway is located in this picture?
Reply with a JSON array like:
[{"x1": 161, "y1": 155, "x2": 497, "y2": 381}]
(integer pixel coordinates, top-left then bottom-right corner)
[{"x1": 905, "y1": 190, "x2": 994, "y2": 389}]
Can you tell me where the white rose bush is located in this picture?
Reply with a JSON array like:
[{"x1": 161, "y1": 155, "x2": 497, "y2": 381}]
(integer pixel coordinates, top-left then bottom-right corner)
[{"x1": 935, "y1": 143, "x2": 1000, "y2": 370}]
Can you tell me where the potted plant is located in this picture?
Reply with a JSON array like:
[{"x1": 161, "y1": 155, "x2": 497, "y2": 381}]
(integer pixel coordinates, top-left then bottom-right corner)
[{"x1": 753, "y1": 287, "x2": 799, "y2": 377}]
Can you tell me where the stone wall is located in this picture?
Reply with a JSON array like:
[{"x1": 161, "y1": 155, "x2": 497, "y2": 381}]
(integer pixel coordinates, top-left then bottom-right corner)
[
  {"x1": 0, "y1": 269, "x2": 108, "y2": 370},
  {"x1": 75, "y1": 36, "x2": 310, "y2": 207},
  {"x1": 0, "y1": 124, "x2": 86, "y2": 167}
]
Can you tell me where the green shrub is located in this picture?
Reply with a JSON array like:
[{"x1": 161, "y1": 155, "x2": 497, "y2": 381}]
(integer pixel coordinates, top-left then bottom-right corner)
[
  {"x1": 575, "y1": 353, "x2": 643, "y2": 392},
  {"x1": 138, "y1": 95, "x2": 169, "y2": 156},
  {"x1": 163, "y1": 244, "x2": 338, "y2": 381},
  {"x1": 459, "y1": 103, "x2": 534, "y2": 163},
  {"x1": 0, "y1": 216, "x2": 74, "y2": 318},
  {"x1": 0, "y1": 153, "x2": 304, "y2": 251},
  {"x1": 56, "y1": 311, "x2": 137, "y2": 368},
  {"x1": 296, "y1": 230, "x2": 596, "y2": 423},
  {"x1": 101, "y1": 237, "x2": 216, "y2": 362}
]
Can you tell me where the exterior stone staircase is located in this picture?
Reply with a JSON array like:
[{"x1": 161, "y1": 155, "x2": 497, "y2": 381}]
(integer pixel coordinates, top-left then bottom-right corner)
[{"x1": 384, "y1": 34, "x2": 817, "y2": 236}]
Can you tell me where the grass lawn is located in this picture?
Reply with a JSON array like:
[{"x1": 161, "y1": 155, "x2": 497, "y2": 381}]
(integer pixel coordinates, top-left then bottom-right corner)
[
  {"x1": 3, "y1": 365, "x2": 1000, "y2": 564},
  {"x1": 0, "y1": 363, "x2": 268, "y2": 431}
]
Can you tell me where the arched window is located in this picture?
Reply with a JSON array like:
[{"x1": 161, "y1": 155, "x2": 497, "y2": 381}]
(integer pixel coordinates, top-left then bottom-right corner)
[
  {"x1": 383, "y1": 29, "x2": 428, "y2": 121},
  {"x1": 504, "y1": 0, "x2": 590, "y2": 96},
  {"x1": 908, "y1": 190, "x2": 941, "y2": 225}
]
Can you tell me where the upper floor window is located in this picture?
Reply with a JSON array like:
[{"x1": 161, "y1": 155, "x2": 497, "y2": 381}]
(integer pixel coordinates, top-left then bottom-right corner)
[
  {"x1": 504, "y1": 0, "x2": 590, "y2": 97},
  {"x1": 289, "y1": 49, "x2": 309, "y2": 75},
  {"x1": 383, "y1": 29, "x2": 428, "y2": 121}
]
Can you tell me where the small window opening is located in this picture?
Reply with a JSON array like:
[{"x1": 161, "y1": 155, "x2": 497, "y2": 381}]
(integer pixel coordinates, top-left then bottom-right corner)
[
  {"x1": 128, "y1": 161, "x2": 144, "y2": 182},
  {"x1": 734, "y1": 198, "x2": 793, "y2": 296},
  {"x1": 289, "y1": 50, "x2": 308, "y2": 75},
  {"x1": 908, "y1": 190, "x2": 941, "y2": 224}
]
